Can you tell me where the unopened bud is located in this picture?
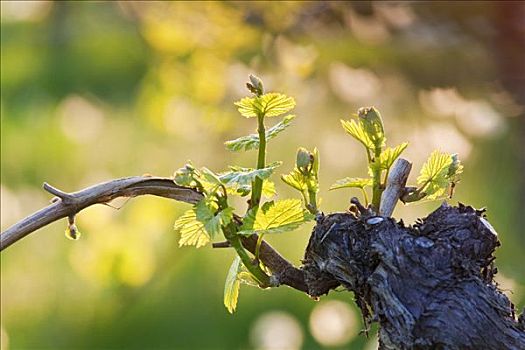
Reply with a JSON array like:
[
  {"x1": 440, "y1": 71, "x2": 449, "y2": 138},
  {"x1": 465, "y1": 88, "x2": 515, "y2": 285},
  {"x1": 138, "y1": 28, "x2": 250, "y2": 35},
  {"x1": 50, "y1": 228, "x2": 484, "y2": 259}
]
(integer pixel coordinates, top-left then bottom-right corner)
[
  {"x1": 247, "y1": 74, "x2": 264, "y2": 96},
  {"x1": 358, "y1": 106, "x2": 385, "y2": 148},
  {"x1": 296, "y1": 147, "x2": 312, "y2": 173}
]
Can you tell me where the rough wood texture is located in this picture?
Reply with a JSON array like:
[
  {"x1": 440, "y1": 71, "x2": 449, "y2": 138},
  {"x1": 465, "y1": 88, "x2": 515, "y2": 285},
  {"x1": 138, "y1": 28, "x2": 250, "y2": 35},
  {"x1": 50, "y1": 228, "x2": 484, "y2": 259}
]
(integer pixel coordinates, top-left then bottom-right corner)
[
  {"x1": 3, "y1": 176, "x2": 525, "y2": 348},
  {"x1": 302, "y1": 203, "x2": 525, "y2": 349}
]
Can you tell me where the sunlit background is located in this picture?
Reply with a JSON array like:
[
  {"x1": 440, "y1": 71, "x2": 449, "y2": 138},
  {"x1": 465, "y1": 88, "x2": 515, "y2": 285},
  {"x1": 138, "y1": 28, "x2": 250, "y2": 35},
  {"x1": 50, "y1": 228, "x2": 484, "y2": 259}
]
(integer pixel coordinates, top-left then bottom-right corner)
[{"x1": 1, "y1": 2, "x2": 524, "y2": 349}]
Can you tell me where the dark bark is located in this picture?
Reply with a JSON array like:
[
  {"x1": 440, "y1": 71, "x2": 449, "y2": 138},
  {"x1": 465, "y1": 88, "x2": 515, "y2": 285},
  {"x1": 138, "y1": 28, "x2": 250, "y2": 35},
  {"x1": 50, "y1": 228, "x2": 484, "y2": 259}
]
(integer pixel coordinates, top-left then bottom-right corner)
[
  {"x1": 2, "y1": 177, "x2": 524, "y2": 348},
  {"x1": 302, "y1": 203, "x2": 525, "y2": 349}
]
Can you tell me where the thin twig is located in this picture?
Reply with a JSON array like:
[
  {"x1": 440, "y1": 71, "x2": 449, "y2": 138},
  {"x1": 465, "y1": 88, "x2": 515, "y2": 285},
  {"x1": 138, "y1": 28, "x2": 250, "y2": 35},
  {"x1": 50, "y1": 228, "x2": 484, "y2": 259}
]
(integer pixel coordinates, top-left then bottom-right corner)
[
  {"x1": 212, "y1": 241, "x2": 232, "y2": 248},
  {"x1": 0, "y1": 176, "x2": 309, "y2": 293},
  {"x1": 43, "y1": 182, "x2": 74, "y2": 202}
]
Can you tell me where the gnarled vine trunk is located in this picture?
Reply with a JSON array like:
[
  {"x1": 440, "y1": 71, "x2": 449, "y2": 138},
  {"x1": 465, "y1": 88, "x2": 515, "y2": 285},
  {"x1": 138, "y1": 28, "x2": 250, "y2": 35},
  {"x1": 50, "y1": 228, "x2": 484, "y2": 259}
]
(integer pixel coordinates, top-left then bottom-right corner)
[
  {"x1": 302, "y1": 203, "x2": 525, "y2": 349},
  {"x1": 2, "y1": 177, "x2": 524, "y2": 349}
]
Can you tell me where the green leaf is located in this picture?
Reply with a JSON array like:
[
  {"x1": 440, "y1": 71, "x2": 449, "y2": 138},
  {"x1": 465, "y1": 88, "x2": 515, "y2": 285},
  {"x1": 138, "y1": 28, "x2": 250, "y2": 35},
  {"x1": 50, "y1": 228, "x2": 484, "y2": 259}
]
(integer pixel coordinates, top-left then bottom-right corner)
[
  {"x1": 224, "y1": 256, "x2": 242, "y2": 314},
  {"x1": 262, "y1": 180, "x2": 276, "y2": 198},
  {"x1": 341, "y1": 108, "x2": 388, "y2": 152},
  {"x1": 174, "y1": 209, "x2": 209, "y2": 248},
  {"x1": 379, "y1": 143, "x2": 409, "y2": 170},
  {"x1": 225, "y1": 115, "x2": 296, "y2": 152},
  {"x1": 237, "y1": 269, "x2": 260, "y2": 287},
  {"x1": 341, "y1": 119, "x2": 374, "y2": 150},
  {"x1": 219, "y1": 162, "x2": 282, "y2": 188},
  {"x1": 201, "y1": 167, "x2": 223, "y2": 186},
  {"x1": 174, "y1": 200, "x2": 234, "y2": 248},
  {"x1": 417, "y1": 151, "x2": 453, "y2": 200},
  {"x1": 238, "y1": 199, "x2": 314, "y2": 235},
  {"x1": 329, "y1": 177, "x2": 373, "y2": 190},
  {"x1": 235, "y1": 93, "x2": 296, "y2": 118},
  {"x1": 224, "y1": 180, "x2": 276, "y2": 198},
  {"x1": 312, "y1": 147, "x2": 320, "y2": 178},
  {"x1": 281, "y1": 168, "x2": 308, "y2": 192}
]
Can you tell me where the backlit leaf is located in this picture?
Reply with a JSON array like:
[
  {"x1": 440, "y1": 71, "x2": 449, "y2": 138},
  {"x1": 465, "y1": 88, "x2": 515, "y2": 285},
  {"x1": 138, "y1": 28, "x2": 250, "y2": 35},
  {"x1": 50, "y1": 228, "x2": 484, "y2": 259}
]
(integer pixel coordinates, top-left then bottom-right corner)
[
  {"x1": 238, "y1": 199, "x2": 314, "y2": 235},
  {"x1": 329, "y1": 177, "x2": 372, "y2": 190},
  {"x1": 225, "y1": 180, "x2": 276, "y2": 198},
  {"x1": 417, "y1": 151, "x2": 453, "y2": 200},
  {"x1": 281, "y1": 168, "x2": 308, "y2": 192},
  {"x1": 261, "y1": 180, "x2": 276, "y2": 198},
  {"x1": 200, "y1": 167, "x2": 223, "y2": 186},
  {"x1": 225, "y1": 115, "x2": 295, "y2": 152},
  {"x1": 341, "y1": 119, "x2": 374, "y2": 150},
  {"x1": 224, "y1": 256, "x2": 242, "y2": 314},
  {"x1": 174, "y1": 200, "x2": 234, "y2": 248},
  {"x1": 219, "y1": 162, "x2": 282, "y2": 188},
  {"x1": 235, "y1": 93, "x2": 295, "y2": 118},
  {"x1": 379, "y1": 143, "x2": 409, "y2": 170}
]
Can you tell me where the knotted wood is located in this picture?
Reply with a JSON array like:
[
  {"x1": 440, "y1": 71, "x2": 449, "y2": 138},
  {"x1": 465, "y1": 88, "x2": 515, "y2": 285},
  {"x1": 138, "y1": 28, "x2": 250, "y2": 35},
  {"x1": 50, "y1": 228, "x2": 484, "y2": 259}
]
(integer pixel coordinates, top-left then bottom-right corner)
[{"x1": 302, "y1": 203, "x2": 525, "y2": 349}]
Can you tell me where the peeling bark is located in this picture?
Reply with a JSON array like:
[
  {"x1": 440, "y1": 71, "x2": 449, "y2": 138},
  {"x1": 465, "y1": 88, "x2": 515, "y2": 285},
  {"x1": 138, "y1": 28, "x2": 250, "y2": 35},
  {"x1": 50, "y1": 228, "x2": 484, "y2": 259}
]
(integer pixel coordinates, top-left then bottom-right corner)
[{"x1": 302, "y1": 203, "x2": 525, "y2": 349}]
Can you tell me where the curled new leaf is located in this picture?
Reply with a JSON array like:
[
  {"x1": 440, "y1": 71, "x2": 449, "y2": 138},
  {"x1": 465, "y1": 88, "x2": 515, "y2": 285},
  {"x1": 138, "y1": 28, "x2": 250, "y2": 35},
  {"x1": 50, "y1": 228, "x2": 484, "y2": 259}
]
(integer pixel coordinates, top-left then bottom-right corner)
[
  {"x1": 281, "y1": 147, "x2": 320, "y2": 213},
  {"x1": 235, "y1": 93, "x2": 296, "y2": 118},
  {"x1": 224, "y1": 256, "x2": 242, "y2": 314},
  {"x1": 173, "y1": 162, "x2": 201, "y2": 188},
  {"x1": 357, "y1": 107, "x2": 386, "y2": 150}
]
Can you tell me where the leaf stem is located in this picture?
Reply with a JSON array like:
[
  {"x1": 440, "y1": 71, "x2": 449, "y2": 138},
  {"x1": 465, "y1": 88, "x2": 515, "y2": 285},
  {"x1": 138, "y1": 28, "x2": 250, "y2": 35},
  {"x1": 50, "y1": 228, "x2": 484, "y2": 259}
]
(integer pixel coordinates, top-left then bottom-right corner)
[
  {"x1": 223, "y1": 223, "x2": 271, "y2": 288},
  {"x1": 371, "y1": 147, "x2": 383, "y2": 211},
  {"x1": 307, "y1": 185, "x2": 318, "y2": 215},
  {"x1": 361, "y1": 188, "x2": 369, "y2": 206},
  {"x1": 250, "y1": 114, "x2": 266, "y2": 209},
  {"x1": 254, "y1": 232, "x2": 265, "y2": 261}
]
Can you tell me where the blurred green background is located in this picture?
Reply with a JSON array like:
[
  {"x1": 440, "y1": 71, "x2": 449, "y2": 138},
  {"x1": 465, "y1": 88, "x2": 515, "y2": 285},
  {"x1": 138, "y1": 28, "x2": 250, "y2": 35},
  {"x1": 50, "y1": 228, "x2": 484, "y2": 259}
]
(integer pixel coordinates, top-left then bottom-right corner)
[{"x1": 1, "y1": 2, "x2": 524, "y2": 349}]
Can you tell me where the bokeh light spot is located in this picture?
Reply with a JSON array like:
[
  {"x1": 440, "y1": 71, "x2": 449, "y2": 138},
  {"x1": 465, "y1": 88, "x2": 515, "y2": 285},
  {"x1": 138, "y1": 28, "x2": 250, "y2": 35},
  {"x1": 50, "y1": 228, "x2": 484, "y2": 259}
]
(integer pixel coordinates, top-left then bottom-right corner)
[
  {"x1": 250, "y1": 311, "x2": 303, "y2": 350},
  {"x1": 309, "y1": 300, "x2": 358, "y2": 347}
]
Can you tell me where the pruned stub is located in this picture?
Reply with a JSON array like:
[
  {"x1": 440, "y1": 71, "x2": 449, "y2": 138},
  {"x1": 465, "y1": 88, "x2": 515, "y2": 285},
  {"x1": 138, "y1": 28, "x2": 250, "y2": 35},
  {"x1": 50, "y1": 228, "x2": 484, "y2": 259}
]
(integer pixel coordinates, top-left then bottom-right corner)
[{"x1": 302, "y1": 204, "x2": 525, "y2": 349}]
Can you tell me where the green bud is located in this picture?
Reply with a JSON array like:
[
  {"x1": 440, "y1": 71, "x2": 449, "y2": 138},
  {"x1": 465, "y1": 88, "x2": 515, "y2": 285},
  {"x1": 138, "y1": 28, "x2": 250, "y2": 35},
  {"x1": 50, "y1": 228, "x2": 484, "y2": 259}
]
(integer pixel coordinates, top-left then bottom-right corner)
[
  {"x1": 247, "y1": 74, "x2": 264, "y2": 96},
  {"x1": 357, "y1": 107, "x2": 385, "y2": 149},
  {"x1": 174, "y1": 163, "x2": 196, "y2": 187},
  {"x1": 296, "y1": 147, "x2": 313, "y2": 174}
]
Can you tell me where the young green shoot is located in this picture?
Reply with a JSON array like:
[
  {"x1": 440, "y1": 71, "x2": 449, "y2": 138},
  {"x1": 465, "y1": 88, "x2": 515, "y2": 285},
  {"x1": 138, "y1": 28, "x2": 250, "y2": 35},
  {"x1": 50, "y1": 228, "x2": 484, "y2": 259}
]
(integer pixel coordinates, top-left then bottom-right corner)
[
  {"x1": 332, "y1": 107, "x2": 462, "y2": 213},
  {"x1": 173, "y1": 82, "x2": 463, "y2": 314},
  {"x1": 173, "y1": 75, "x2": 312, "y2": 313}
]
